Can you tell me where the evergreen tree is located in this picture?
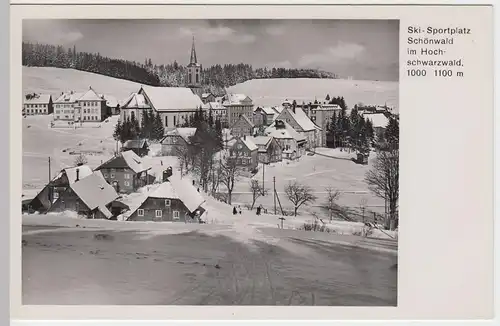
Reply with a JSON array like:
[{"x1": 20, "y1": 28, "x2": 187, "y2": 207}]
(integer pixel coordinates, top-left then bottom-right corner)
[
  {"x1": 140, "y1": 111, "x2": 150, "y2": 139},
  {"x1": 152, "y1": 113, "x2": 165, "y2": 140},
  {"x1": 215, "y1": 118, "x2": 223, "y2": 150},
  {"x1": 113, "y1": 119, "x2": 123, "y2": 143},
  {"x1": 384, "y1": 117, "x2": 399, "y2": 149},
  {"x1": 121, "y1": 117, "x2": 131, "y2": 143},
  {"x1": 208, "y1": 108, "x2": 214, "y2": 128},
  {"x1": 325, "y1": 94, "x2": 330, "y2": 101},
  {"x1": 129, "y1": 115, "x2": 140, "y2": 140}
]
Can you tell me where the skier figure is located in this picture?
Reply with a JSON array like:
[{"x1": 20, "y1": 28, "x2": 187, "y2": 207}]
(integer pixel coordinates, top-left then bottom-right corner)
[
  {"x1": 238, "y1": 206, "x2": 242, "y2": 214},
  {"x1": 233, "y1": 206, "x2": 237, "y2": 215},
  {"x1": 256, "y1": 206, "x2": 261, "y2": 215}
]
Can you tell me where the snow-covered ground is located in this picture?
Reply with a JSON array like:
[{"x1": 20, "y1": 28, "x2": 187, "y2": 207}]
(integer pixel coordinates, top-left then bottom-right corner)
[{"x1": 227, "y1": 78, "x2": 399, "y2": 113}]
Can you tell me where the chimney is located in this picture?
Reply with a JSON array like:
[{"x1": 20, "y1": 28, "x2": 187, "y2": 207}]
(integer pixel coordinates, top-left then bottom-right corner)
[
  {"x1": 162, "y1": 167, "x2": 173, "y2": 182},
  {"x1": 243, "y1": 135, "x2": 246, "y2": 140},
  {"x1": 76, "y1": 168, "x2": 80, "y2": 182}
]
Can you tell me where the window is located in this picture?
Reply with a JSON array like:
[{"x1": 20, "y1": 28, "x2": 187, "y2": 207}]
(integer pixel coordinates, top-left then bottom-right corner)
[
  {"x1": 173, "y1": 116, "x2": 176, "y2": 126},
  {"x1": 165, "y1": 116, "x2": 168, "y2": 126},
  {"x1": 165, "y1": 199, "x2": 171, "y2": 207},
  {"x1": 155, "y1": 210, "x2": 162, "y2": 218},
  {"x1": 138, "y1": 209, "x2": 144, "y2": 217},
  {"x1": 196, "y1": 74, "x2": 199, "y2": 84},
  {"x1": 110, "y1": 173, "x2": 115, "y2": 178},
  {"x1": 124, "y1": 173, "x2": 130, "y2": 179},
  {"x1": 124, "y1": 181, "x2": 130, "y2": 186},
  {"x1": 103, "y1": 173, "x2": 108, "y2": 178},
  {"x1": 173, "y1": 211, "x2": 180, "y2": 220}
]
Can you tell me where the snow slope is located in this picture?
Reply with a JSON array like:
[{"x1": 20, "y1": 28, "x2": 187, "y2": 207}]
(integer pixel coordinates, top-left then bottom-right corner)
[
  {"x1": 227, "y1": 78, "x2": 399, "y2": 113},
  {"x1": 23, "y1": 67, "x2": 142, "y2": 102}
]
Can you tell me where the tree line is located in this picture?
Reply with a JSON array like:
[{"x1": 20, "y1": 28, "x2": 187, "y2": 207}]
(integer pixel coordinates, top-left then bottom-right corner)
[
  {"x1": 112, "y1": 110, "x2": 165, "y2": 144},
  {"x1": 22, "y1": 41, "x2": 339, "y2": 97}
]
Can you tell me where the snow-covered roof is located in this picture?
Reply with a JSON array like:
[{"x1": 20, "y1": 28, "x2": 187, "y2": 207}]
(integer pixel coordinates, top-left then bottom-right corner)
[
  {"x1": 24, "y1": 94, "x2": 51, "y2": 105},
  {"x1": 70, "y1": 171, "x2": 118, "y2": 212},
  {"x1": 201, "y1": 93, "x2": 213, "y2": 98},
  {"x1": 236, "y1": 136, "x2": 258, "y2": 152},
  {"x1": 250, "y1": 135, "x2": 272, "y2": 146},
  {"x1": 140, "y1": 85, "x2": 203, "y2": 112},
  {"x1": 260, "y1": 107, "x2": 277, "y2": 115},
  {"x1": 99, "y1": 94, "x2": 119, "y2": 108},
  {"x1": 315, "y1": 104, "x2": 342, "y2": 111},
  {"x1": 224, "y1": 93, "x2": 253, "y2": 105},
  {"x1": 208, "y1": 102, "x2": 223, "y2": 110},
  {"x1": 148, "y1": 176, "x2": 205, "y2": 213},
  {"x1": 163, "y1": 127, "x2": 197, "y2": 143},
  {"x1": 284, "y1": 107, "x2": 321, "y2": 132},
  {"x1": 120, "y1": 93, "x2": 150, "y2": 109},
  {"x1": 122, "y1": 150, "x2": 150, "y2": 173},
  {"x1": 265, "y1": 120, "x2": 306, "y2": 142},
  {"x1": 79, "y1": 88, "x2": 105, "y2": 101},
  {"x1": 123, "y1": 139, "x2": 148, "y2": 149},
  {"x1": 236, "y1": 114, "x2": 255, "y2": 128},
  {"x1": 364, "y1": 113, "x2": 389, "y2": 128},
  {"x1": 54, "y1": 92, "x2": 84, "y2": 104},
  {"x1": 273, "y1": 106, "x2": 284, "y2": 114},
  {"x1": 62, "y1": 165, "x2": 93, "y2": 184}
]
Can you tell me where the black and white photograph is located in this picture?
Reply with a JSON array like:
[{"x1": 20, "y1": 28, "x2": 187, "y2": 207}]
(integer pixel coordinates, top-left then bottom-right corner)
[{"x1": 21, "y1": 19, "x2": 399, "y2": 306}]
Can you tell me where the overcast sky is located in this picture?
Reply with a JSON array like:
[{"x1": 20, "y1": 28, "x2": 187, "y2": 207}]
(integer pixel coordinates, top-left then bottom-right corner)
[{"x1": 23, "y1": 19, "x2": 399, "y2": 81}]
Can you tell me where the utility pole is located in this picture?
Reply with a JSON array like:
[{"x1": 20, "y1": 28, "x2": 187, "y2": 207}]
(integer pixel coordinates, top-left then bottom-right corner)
[
  {"x1": 262, "y1": 162, "x2": 265, "y2": 195},
  {"x1": 48, "y1": 157, "x2": 51, "y2": 182},
  {"x1": 273, "y1": 176, "x2": 276, "y2": 215}
]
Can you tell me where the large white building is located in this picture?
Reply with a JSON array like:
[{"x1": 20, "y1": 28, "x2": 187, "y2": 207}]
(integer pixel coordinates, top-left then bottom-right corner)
[
  {"x1": 23, "y1": 94, "x2": 53, "y2": 116},
  {"x1": 275, "y1": 101, "x2": 322, "y2": 149},
  {"x1": 223, "y1": 94, "x2": 254, "y2": 127},
  {"x1": 52, "y1": 87, "x2": 107, "y2": 123}
]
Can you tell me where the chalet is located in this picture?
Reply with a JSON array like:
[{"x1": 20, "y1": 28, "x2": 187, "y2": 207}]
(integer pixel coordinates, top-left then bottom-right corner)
[
  {"x1": 275, "y1": 105, "x2": 322, "y2": 149},
  {"x1": 161, "y1": 127, "x2": 196, "y2": 156},
  {"x1": 29, "y1": 165, "x2": 93, "y2": 213},
  {"x1": 23, "y1": 94, "x2": 53, "y2": 116},
  {"x1": 201, "y1": 92, "x2": 216, "y2": 104},
  {"x1": 223, "y1": 94, "x2": 254, "y2": 127},
  {"x1": 231, "y1": 114, "x2": 255, "y2": 138},
  {"x1": 53, "y1": 87, "x2": 108, "y2": 124},
  {"x1": 228, "y1": 135, "x2": 259, "y2": 172},
  {"x1": 95, "y1": 150, "x2": 151, "y2": 194},
  {"x1": 122, "y1": 139, "x2": 149, "y2": 157},
  {"x1": 250, "y1": 136, "x2": 282, "y2": 164},
  {"x1": 265, "y1": 119, "x2": 306, "y2": 160},
  {"x1": 47, "y1": 171, "x2": 119, "y2": 219},
  {"x1": 128, "y1": 175, "x2": 205, "y2": 222},
  {"x1": 254, "y1": 107, "x2": 277, "y2": 126}
]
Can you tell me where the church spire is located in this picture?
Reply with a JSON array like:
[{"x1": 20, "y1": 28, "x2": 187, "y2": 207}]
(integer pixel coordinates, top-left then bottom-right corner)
[{"x1": 190, "y1": 35, "x2": 197, "y2": 64}]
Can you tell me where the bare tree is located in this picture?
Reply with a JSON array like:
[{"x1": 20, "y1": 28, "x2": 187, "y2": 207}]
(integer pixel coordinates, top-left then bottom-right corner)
[
  {"x1": 219, "y1": 149, "x2": 244, "y2": 205},
  {"x1": 74, "y1": 154, "x2": 88, "y2": 166},
  {"x1": 359, "y1": 197, "x2": 368, "y2": 223},
  {"x1": 324, "y1": 187, "x2": 341, "y2": 221},
  {"x1": 174, "y1": 144, "x2": 191, "y2": 176},
  {"x1": 365, "y1": 148, "x2": 399, "y2": 230},
  {"x1": 249, "y1": 179, "x2": 268, "y2": 210},
  {"x1": 284, "y1": 181, "x2": 317, "y2": 216}
]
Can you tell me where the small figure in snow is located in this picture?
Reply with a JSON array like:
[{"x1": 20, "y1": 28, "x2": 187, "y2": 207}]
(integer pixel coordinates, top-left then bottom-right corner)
[
  {"x1": 256, "y1": 206, "x2": 261, "y2": 215},
  {"x1": 238, "y1": 206, "x2": 242, "y2": 215},
  {"x1": 233, "y1": 206, "x2": 237, "y2": 215},
  {"x1": 197, "y1": 188, "x2": 200, "y2": 192},
  {"x1": 161, "y1": 161, "x2": 163, "y2": 166}
]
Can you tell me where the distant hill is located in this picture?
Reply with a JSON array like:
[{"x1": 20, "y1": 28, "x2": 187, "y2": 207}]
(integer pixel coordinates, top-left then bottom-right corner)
[
  {"x1": 22, "y1": 66, "x2": 142, "y2": 103},
  {"x1": 227, "y1": 78, "x2": 399, "y2": 113}
]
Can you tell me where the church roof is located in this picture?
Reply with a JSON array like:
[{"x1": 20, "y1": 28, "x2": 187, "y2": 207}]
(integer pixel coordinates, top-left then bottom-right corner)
[{"x1": 189, "y1": 36, "x2": 198, "y2": 65}]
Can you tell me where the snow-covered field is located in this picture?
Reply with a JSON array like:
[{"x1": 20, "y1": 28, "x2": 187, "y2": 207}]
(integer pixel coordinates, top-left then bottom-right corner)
[
  {"x1": 227, "y1": 78, "x2": 399, "y2": 113},
  {"x1": 23, "y1": 66, "x2": 141, "y2": 102}
]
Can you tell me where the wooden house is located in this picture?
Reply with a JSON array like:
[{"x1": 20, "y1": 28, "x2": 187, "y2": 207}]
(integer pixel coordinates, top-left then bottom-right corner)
[
  {"x1": 201, "y1": 92, "x2": 216, "y2": 104},
  {"x1": 128, "y1": 175, "x2": 205, "y2": 222},
  {"x1": 253, "y1": 107, "x2": 277, "y2": 126},
  {"x1": 229, "y1": 135, "x2": 259, "y2": 172},
  {"x1": 265, "y1": 119, "x2": 307, "y2": 160},
  {"x1": 47, "y1": 171, "x2": 119, "y2": 219},
  {"x1": 29, "y1": 165, "x2": 93, "y2": 213},
  {"x1": 160, "y1": 127, "x2": 196, "y2": 156},
  {"x1": 230, "y1": 114, "x2": 255, "y2": 138},
  {"x1": 122, "y1": 139, "x2": 149, "y2": 157},
  {"x1": 275, "y1": 105, "x2": 322, "y2": 149},
  {"x1": 95, "y1": 150, "x2": 151, "y2": 194},
  {"x1": 250, "y1": 136, "x2": 282, "y2": 164}
]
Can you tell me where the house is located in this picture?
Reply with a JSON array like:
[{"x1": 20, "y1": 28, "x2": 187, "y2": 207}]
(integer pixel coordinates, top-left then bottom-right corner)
[
  {"x1": 95, "y1": 150, "x2": 152, "y2": 194},
  {"x1": 160, "y1": 127, "x2": 196, "y2": 156},
  {"x1": 23, "y1": 94, "x2": 53, "y2": 116},
  {"x1": 122, "y1": 139, "x2": 149, "y2": 157},
  {"x1": 127, "y1": 175, "x2": 205, "y2": 222},
  {"x1": 265, "y1": 119, "x2": 306, "y2": 160},
  {"x1": 120, "y1": 85, "x2": 203, "y2": 130},
  {"x1": 53, "y1": 86, "x2": 108, "y2": 123},
  {"x1": 254, "y1": 107, "x2": 277, "y2": 126},
  {"x1": 363, "y1": 112, "x2": 390, "y2": 140},
  {"x1": 203, "y1": 102, "x2": 227, "y2": 126},
  {"x1": 201, "y1": 92, "x2": 216, "y2": 104},
  {"x1": 275, "y1": 104, "x2": 322, "y2": 149},
  {"x1": 228, "y1": 135, "x2": 259, "y2": 172},
  {"x1": 231, "y1": 114, "x2": 255, "y2": 138},
  {"x1": 305, "y1": 104, "x2": 342, "y2": 147},
  {"x1": 29, "y1": 165, "x2": 94, "y2": 213},
  {"x1": 223, "y1": 93, "x2": 254, "y2": 127},
  {"x1": 100, "y1": 94, "x2": 120, "y2": 115},
  {"x1": 47, "y1": 171, "x2": 119, "y2": 219},
  {"x1": 250, "y1": 136, "x2": 282, "y2": 164}
]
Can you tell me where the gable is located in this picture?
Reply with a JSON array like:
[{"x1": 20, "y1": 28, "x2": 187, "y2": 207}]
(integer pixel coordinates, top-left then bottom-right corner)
[
  {"x1": 96, "y1": 156, "x2": 129, "y2": 171},
  {"x1": 277, "y1": 109, "x2": 302, "y2": 131}
]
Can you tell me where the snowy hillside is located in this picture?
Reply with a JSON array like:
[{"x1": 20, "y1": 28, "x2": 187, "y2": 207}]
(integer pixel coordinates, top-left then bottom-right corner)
[
  {"x1": 23, "y1": 66, "x2": 142, "y2": 103},
  {"x1": 227, "y1": 78, "x2": 399, "y2": 113}
]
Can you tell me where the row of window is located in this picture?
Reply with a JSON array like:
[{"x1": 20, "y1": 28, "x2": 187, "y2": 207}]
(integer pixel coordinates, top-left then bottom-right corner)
[
  {"x1": 25, "y1": 104, "x2": 47, "y2": 108},
  {"x1": 137, "y1": 208, "x2": 180, "y2": 219},
  {"x1": 81, "y1": 101, "x2": 100, "y2": 107},
  {"x1": 103, "y1": 173, "x2": 131, "y2": 179},
  {"x1": 25, "y1": 109, "x2": 47, "y2": 114},
  {"x1": 55, "y1": 104, "x2": 73, "y2": 109},
  {"x1": 54, "y1": 115, "x2": 100, "y2": 121}
]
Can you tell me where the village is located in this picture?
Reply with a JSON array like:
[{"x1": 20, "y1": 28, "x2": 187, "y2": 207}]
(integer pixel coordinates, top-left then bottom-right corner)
[{"x1": 22, "y1": 37, "x2": 399, "y2": 234}]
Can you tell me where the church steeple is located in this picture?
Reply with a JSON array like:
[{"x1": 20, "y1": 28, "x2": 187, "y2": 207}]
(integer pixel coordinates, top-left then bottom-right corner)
[{"x1": 189, "y1": 36, "x2": 197, "y2": 65}]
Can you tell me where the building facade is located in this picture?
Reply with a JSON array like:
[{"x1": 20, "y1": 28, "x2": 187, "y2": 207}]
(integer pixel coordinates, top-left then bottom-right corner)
[
  {"x1": 250, "y1": 136, "x2": 283, "y2": 164},
  {"x1": 53, "y1": 87, "x2": 108, "y2": 123},
  {"x1": 23, "y1": 94, "x2": 53, "y2": 115},
  {"x1": 161, "y1": 127, "x2": 196, "y2": 156},
  {"x1": 223, "y1": 94, "x2": 254, "y2": 127},
  {"x1": 231, "y1": 114, "x2": 255, "y2": 138},
  {"x1": 229, "y1": 136, "x2": 259, "y2": 172}
]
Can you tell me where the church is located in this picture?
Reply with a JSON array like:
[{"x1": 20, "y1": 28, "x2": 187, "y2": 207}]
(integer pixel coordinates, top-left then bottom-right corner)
[{"x1": 119, "y1": 37, "x2": 205, "y2": 131}]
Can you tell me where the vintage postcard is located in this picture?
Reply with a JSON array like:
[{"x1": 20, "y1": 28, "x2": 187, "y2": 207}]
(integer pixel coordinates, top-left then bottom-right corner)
[{"x1": 9, "y1": 1, "x2": 495, "y2": 322}]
